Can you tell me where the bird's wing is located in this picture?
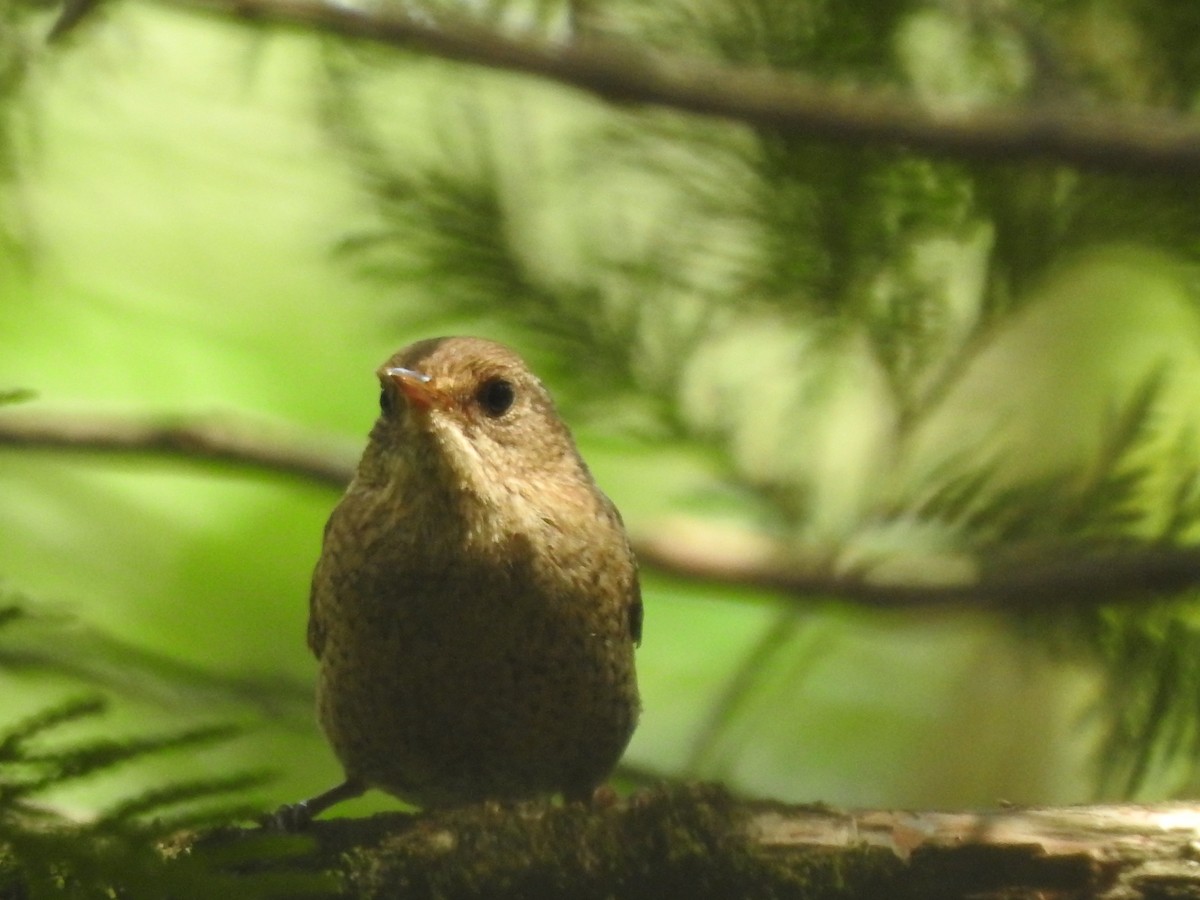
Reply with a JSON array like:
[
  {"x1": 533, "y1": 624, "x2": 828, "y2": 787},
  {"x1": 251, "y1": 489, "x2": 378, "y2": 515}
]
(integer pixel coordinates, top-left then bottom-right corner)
[
  {"x1": 628, "y1": 581, "x2": 644, "y2": 646},
  {"x1": 307, "y1": 590, "x2": 327, "y2": 659},
  {"x1": 306, "y1": 516, "x2": 337, "y2": 660},
  {"x1": 603, "y1": 496, "x2": 643, "y2": 648}
]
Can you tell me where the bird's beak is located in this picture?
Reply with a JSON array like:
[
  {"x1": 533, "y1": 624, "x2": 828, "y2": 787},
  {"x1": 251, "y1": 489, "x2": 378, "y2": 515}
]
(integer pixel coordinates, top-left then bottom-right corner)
[{"x1": 381, "y1": 366, "x2": 448, "y2": 411}]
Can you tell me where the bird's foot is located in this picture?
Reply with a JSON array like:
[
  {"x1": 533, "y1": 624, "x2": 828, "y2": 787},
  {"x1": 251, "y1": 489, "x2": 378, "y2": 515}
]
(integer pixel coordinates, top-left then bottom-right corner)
[
  {"x1": 262, "y1": 800, "x2": 313, "y2": 832},
  {"x1": 260, "y1": 778, "x2": 365, "y2": 831}
]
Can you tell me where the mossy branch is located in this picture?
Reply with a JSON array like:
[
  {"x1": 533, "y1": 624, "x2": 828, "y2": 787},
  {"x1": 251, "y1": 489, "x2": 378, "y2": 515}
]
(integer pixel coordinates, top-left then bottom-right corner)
[{"x1": 24, "y1": 783, "x2": 1197, "y2": 900}]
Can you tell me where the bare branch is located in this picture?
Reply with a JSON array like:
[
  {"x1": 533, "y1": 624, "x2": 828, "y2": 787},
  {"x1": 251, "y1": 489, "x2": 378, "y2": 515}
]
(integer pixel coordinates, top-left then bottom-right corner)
[
  {"x1": 0, "y1": 411, "x2": 356, "y2": 488},
  {"x1": 637, "y1": 531, "x2": 1200, "y2": 611},
  {"x1": 153, "y1": 0, "x2": 1200, "y2": 176},
  {"x1": 4, "y1": 410, "x2": 1200, "y2": 610}
]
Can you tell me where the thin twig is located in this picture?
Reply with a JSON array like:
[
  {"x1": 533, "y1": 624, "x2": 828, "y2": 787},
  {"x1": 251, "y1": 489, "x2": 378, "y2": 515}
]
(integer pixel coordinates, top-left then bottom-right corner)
[
  {"x1": 151, "y1": 0, "x2": 1200, "y2": 176},
  {"x1": 4, "y1": 410, "x2": 1200, "y2": 610}
]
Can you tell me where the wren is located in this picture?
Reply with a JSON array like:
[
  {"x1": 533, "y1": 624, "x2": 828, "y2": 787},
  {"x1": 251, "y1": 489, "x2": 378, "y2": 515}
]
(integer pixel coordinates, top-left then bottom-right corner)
[{"x1": 277, "y1": 337, "x2": 642, "y2": 825}]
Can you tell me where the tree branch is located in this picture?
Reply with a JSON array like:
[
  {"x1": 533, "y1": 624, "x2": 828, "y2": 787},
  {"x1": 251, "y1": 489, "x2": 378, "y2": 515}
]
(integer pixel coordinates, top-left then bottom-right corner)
[
  {"x1": 4, "y1": 410, "x2": 1200, "y2": 610},
  {"x1": 0, "y1": 411, "x2": 356, "y2": 488},
  {"x1": 635, "y1": 530, "x2": 1200, "y2": 611},
  {"x1": 151, "y1": 0, "x2": 1200, "y2": 176},
  {"x1": 183, "y1": 785, "x2": 1200, "y2": 899}
]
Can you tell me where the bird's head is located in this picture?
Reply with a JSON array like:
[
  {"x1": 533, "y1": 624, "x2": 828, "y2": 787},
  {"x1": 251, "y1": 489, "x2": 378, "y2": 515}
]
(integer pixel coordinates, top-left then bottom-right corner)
[{"x1": 361, "y1": 337, "x2": 599, "y2": 526}]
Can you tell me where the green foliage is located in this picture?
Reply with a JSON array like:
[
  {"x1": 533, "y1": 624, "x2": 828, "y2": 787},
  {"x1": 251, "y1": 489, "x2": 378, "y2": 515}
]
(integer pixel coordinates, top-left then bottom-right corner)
[
  {"x1": 0, "y1": 0, "x2": 44, "y2": 264},
  {"x1": 1046, "y1": 1, "x2": 1200, "y2": 105},
  {"x1": 0, "y1": 694, "x2": 326, "y2": 898},
  {"x1": 0, "y1": 604, "x2": 328, "y2": 898},
  {"x1": 613, "y1": 0, "x2": 913, "y2": 77},
  {"x1": 906, "y1": 373, "x2": 1200, "y2": 792},
  {"x1": 0, "y1": 601, "x2": 312, "y2": 723},
  {"x1": 6, "y1": 0, "x2": 1200, "y2": 835},
  {"x1": 911, "y1": 372, "x2": 1167, "y2": 547},
  {"x1": 308, "y1": 0, "x2": 1200, "y2": 799},
  {"x1": 1080, "y1": 606, "x2": 1200, "y2": 796},
  {"x1": 319, "y1": 55, "x2": 706, "y2": 426}
]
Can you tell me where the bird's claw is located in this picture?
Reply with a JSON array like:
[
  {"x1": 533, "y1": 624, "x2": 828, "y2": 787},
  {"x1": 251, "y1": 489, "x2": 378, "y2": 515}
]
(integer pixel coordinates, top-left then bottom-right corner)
[{"x1": 263, "y1": 800, "x2": 313, "y2": 831}]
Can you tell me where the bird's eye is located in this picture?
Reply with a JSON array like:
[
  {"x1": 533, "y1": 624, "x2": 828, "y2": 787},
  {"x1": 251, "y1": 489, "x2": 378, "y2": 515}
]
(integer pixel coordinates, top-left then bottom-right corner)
[
  {"x1": 379, "y1": 387, "x2": 394, "y2": 416},
  {"x1": 476, "y1": 377, "x2": 515, "y2": 417}
]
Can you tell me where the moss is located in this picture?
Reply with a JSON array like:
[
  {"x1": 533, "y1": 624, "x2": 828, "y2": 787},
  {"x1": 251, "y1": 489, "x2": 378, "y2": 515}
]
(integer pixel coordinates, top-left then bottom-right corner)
[
  {"x1": 0, "y1": 842, "x2": 28, "y2": 900},
  {"x1": 322, "y1": 783, "x2": 902, "y2": 900},
  {"x1": 2, "y1": 785, "x2": 1112, "y2": 898}
]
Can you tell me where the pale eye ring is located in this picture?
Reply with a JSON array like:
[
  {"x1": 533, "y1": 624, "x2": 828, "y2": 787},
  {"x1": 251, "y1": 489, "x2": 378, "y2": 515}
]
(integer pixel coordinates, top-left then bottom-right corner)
[{"x1": 476, "y1": 377, "x2": 515, "y2": 417}]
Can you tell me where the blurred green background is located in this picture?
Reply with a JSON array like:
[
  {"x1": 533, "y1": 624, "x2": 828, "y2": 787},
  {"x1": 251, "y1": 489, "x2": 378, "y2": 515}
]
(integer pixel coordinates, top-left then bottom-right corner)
[{"x1": 5, "y1": 0, "x2": 1200, "y2": 821}]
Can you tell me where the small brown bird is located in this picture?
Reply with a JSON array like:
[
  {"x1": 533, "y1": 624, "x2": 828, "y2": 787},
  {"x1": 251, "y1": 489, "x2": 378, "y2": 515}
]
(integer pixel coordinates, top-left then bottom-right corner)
[{"x1": 278, "y1": 337, "x2": 642, "y2": 825}]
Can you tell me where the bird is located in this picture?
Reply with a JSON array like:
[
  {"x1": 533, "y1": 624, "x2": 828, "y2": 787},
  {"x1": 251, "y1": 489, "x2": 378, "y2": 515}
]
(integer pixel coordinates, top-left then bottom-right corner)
[{"x1": 275, "y1": 337, "x2": 642, "y2": 826}]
